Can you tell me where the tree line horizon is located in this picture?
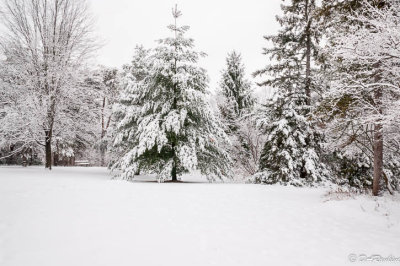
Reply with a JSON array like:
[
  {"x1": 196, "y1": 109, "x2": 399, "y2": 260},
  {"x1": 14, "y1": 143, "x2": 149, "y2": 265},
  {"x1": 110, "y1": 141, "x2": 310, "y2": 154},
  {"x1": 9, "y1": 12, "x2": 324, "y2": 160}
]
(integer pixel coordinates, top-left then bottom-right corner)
[{"x1": 0, "y1": 0, "x2": 399, "y2": 196}]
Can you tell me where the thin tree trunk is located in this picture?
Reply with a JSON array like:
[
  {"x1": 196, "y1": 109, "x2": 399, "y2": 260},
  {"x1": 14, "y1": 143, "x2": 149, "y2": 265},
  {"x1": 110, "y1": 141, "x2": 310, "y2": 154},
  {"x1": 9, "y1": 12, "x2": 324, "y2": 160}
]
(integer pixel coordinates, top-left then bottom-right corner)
[
  {"x1": 373, "y1": 123, "x2": 383, "y2": 196},
  {"x1": 372, "y1": 87, "x2": 383, "y2": 196},
  {"x1": 171, "y1": 162, "x2": 177, "y2": 182},
  {"x1": 100, "y1": 96, "x2": 106, "y2": 167},
  {"x1": 45, "y1": 130, "x2": 52, "y2": 170},
  {"x1": 304, "y1": 0, "x2": 312, "y2": 105},
  {"x1": 170, "y1": 140, "x2": 178, "y2": 182},
  {"x1": 372, "y1": 60, "x2": 383, "y2": 196},
  {"x1": 134, "y1": 165, "x2": 141, "y2": 176},
  {"x1": 100, "y1": 129, "x2": 105, "y2": 167},
  {"x1": 170, "y1": 7, "x2": 179, "y2": 183},
  {"x1": 54, "y1": 140, "x2": 59, "y2": 166},
  {"x1": 100, "y1": 150, "x2": 105, "y2": 167}
]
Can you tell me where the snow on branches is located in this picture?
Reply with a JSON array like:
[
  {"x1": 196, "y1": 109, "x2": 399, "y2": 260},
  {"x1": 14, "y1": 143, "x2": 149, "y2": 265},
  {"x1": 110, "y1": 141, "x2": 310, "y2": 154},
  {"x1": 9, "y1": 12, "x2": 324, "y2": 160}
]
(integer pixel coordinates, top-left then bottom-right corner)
[
  {"x1": 112, "y1": 8, "x2": 232, "y2": 182},
  {"x1": 322, "y1": 0, "x2": 400, "y2": 194}
]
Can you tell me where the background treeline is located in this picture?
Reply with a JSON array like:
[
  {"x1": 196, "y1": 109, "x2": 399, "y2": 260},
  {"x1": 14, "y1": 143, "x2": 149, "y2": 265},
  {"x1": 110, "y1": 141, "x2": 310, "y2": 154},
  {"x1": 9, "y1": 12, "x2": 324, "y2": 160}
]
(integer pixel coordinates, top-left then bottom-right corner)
[{"x1": 0, "y1": 0, "x2": 399, "y2": 196}]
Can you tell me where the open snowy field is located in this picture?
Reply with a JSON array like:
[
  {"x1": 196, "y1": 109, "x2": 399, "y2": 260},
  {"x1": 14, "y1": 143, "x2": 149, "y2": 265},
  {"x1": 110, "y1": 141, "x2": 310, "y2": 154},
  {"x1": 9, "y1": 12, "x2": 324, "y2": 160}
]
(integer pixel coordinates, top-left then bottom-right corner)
[{"x1": 0, "y1": 166, "x2": 399, "y2": 266}]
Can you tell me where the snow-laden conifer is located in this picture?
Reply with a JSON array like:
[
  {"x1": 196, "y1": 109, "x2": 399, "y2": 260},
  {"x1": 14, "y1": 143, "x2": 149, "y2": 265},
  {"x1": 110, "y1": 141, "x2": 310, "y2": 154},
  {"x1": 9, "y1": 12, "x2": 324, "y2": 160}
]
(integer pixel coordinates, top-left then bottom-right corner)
[
  {"x1": 253, "y1": 0, "x2": 327, "y2": 186},
  {"x1": 113, "y1": 6, "x2": 232, "y2": 182},
  {"x1": 217, "y1": 51, "x2": 261, "y2": 177},
  {"x1": 254, "y1": 90, "x2": 326, "y2": 185}
]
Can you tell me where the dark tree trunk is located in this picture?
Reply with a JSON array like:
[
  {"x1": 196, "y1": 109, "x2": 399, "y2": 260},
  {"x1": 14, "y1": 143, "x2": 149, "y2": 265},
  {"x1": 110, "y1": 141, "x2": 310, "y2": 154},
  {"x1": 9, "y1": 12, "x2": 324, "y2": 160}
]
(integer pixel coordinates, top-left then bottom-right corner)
[
  {"x1": 45, "y1": 130, "x2": 52, "y2": 170},
  {"x1": 100, "y1": 147, "x2": 105, "y2": 167},
  {"x1": 304, "y1": 0, "x2": 313, "y2": 105},
  {"x1": 372, "y1": 85, "x2": 383, "y2": 196},
  {"x1": 101, "y1": 96, "x2": 106, "y2": 167},
  {"x1": 53, "y1": 141, "x2": 59, "y2": 166},
  {"x1": 372, "y1": 61, "x2": 383, "y2": 196},
  {"x1": 171, "y1": 163, "x2": 177, "y2": 182},
  {"x1": 170, "y1": 31, "x2": 178, "y2": 183},
  {"x1": 30, "y1": 148, "x2": 33, "y2": 166},
  {"x1": 100, "y1": 128, "x2": 106, "y2": 167},
  {"x1": 53, "y1": 152, "x2": 59, "y2": 166},
  {"x1": 373, "y1": 122, "x2": 383, "y2": 196},
  {"x1": 170, "y1": 141, "x2": 178, "y2": 182},
  {"x1": 134, "y1": 166, "x2": 141, "y2": 176}
]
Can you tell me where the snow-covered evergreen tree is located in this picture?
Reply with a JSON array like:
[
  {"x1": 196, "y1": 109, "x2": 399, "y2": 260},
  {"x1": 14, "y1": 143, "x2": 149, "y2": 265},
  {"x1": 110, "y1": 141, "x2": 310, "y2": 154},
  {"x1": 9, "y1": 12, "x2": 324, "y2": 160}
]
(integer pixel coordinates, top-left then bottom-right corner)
[
  {"x1": 253, "y1": 0, "x2": 327, "y2": 186},
  {"x1": 217, "y1": 51, "x2": 261, "y2": 177},
  {"x1": 112, "y1": 45, "x2": 153, "y2": 174},
  {"x1": 113, "y1": 6, "x2": 232, "y2": 182},
  {"x1": 218, "y1": 51, "x2": 253, "y2": 131},
  {"x1": 254, "y1": 91, "x2": 326, "y2": 185}
]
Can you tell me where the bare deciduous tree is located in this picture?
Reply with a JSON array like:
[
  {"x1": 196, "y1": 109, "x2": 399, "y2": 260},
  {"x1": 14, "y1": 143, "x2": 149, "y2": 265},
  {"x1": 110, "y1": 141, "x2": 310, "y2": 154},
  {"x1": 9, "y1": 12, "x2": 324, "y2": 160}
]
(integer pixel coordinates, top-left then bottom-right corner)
[
  {"x1": 324, "y1": 0, "x2": 400, "y2": 195},
  {"x1": 0, "y1": 0, "x2": 98, "y2": 169}
]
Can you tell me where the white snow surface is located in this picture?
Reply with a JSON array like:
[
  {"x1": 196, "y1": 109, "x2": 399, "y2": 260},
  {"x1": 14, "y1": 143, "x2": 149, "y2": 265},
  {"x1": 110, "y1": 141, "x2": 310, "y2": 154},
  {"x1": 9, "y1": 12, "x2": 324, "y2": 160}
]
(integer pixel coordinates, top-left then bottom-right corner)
[{"x1": 0, "y1": 166, "x2": 399, "y2": 266}]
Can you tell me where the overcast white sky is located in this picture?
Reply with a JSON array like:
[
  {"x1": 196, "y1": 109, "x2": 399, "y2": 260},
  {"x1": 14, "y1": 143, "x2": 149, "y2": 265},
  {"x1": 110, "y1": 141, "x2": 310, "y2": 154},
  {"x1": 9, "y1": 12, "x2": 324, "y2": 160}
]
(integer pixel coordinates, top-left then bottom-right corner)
[{"x1": 89, "y1": 0, "x2": 282, "y2": 91}]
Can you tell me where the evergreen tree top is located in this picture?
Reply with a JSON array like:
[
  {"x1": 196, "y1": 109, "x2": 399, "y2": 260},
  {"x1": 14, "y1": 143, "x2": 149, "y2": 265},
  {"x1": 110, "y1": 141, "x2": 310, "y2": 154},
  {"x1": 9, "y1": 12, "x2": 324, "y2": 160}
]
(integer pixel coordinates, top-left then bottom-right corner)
[
  {"x1": 152, "y1": 6, "x2": 207, "y2": 75},
  {"x1": 254, "y1": 0, "x2": 320, "y2": 90},
  {"x1": 122, "y1": 45, "x2": 152, "y2": 82},
  {"x1": 219, "y1": 51, "x2": 253, "y2": 116}
]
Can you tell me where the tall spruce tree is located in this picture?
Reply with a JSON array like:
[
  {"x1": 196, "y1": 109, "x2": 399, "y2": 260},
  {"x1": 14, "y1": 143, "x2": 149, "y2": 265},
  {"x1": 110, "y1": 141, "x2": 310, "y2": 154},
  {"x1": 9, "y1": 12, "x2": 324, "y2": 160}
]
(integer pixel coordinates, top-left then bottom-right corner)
[
  {"x1": 253, "y1": 0, "x2": 327, "y2": 185},
  {"x1": 218, "y1": 51, "x2": 253, "y2": 131},
  {"x1": 218, "y1": 51, "x2": 261, "y2": 177},
  {"x1": 113, "y1": 6, "x2": 232, "y2": 182}
]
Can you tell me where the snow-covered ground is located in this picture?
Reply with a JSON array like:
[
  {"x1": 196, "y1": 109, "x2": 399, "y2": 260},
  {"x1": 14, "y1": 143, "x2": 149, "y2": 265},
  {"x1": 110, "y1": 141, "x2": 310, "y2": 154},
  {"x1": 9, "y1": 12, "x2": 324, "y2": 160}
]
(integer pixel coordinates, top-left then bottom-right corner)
[{"x1": 0, "y1": 166, "x2": 399, "y2": 266}]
